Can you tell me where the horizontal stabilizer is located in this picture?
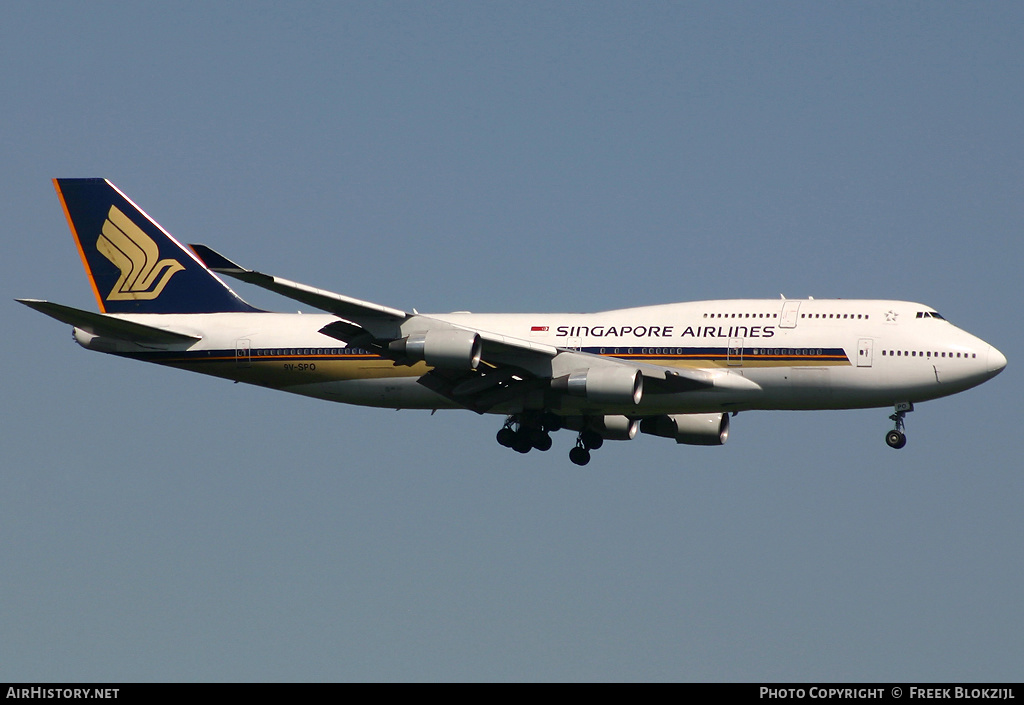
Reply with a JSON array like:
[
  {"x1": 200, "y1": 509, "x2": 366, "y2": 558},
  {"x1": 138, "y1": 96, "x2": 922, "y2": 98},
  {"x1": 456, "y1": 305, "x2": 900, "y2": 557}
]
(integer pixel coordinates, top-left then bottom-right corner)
[{"x1": 17, "y1": 299, "x2": 200, "y2": 345}]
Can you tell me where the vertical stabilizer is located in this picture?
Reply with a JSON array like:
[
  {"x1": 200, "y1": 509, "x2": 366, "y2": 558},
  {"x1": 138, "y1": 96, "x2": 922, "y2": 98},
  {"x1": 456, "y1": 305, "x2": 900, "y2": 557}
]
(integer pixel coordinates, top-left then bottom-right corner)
[{"x1": 54, "y1": 178, "x2": 259, "y2": 313}]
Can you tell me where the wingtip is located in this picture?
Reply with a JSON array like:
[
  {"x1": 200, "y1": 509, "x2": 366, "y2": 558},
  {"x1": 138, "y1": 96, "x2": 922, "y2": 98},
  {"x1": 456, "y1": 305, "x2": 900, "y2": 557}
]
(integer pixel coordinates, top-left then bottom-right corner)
[{"x1": 189, "y1": 244, "x2": 246, "y2": 273}]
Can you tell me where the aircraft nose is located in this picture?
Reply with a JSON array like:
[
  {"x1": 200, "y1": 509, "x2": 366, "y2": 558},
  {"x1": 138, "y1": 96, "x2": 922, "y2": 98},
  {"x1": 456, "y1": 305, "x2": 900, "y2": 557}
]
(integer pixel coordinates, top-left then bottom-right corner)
[{"x1": 987, "y1": 345, "x2": 1007, "y2": 375}]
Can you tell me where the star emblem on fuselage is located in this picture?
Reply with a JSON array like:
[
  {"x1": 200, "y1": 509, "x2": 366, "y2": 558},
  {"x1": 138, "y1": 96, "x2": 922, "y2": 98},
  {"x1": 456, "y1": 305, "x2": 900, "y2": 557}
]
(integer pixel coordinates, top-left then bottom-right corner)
[{"x1": 885, "y1": 310, "x2": 898, "y2": 322}]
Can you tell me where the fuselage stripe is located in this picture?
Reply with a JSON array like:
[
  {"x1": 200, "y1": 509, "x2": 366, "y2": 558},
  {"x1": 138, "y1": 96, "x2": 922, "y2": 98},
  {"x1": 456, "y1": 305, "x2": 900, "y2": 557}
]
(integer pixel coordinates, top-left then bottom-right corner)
[{"x1": 115, "y1": 346, "x2": 851, "y2": 367}]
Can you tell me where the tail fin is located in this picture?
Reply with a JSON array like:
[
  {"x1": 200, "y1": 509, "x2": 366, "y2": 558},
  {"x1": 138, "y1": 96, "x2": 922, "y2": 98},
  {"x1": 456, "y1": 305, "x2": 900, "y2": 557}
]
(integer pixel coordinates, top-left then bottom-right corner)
[{"x1": 54, "y1": 178, "x2": 260, "y2": 314}]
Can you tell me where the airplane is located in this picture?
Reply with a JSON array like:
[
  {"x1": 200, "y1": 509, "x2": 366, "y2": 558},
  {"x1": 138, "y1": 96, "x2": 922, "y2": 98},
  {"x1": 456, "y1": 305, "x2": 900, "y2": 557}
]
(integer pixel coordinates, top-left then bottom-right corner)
[{"x1": 19, "y1": 178, "x2": 1007, "y2": 465}]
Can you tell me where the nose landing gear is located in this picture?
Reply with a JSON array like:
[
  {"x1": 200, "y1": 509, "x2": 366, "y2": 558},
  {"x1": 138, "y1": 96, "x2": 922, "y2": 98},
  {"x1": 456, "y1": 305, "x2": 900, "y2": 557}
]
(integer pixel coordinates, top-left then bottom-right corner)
[{"x1": 885, "y1": 402, "x2": 913, "y2": 449}]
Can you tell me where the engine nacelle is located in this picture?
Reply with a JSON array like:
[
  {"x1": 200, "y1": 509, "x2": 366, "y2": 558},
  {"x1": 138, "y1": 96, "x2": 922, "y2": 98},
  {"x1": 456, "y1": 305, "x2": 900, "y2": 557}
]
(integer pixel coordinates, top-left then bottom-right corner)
[
  {"x1": 391, "y1": 329, "x2": 482, "y2": 370},
  {"x1": 639, "y1": 413, "x2": 730, "y2": 446},
  {"x1": 589, "y1": 415, "x2": 639, "y2": 441},
  {"x1": 561, "y1": 415, "x2": 639, "y2": 441},
  {"x1": 555, "y1": 367, "x2": 643, "y2": 406}
]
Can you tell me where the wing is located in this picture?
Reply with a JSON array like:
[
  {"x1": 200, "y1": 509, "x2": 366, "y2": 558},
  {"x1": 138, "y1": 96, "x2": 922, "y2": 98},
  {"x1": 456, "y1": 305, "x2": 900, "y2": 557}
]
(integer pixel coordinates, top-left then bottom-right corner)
[
  {"x1": 189, "y1": 244, "x2": 407, "y2": 330},
  {"x1": 190, "y1": 245, "x2": 759, "y2": 412}
]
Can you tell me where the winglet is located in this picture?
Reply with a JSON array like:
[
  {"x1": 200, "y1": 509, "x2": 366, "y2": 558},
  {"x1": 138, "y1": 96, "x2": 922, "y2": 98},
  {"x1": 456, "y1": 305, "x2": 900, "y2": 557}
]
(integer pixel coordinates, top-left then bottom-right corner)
[{"x1": 189, "y1": 244, "x2": 247, "y2": 274}]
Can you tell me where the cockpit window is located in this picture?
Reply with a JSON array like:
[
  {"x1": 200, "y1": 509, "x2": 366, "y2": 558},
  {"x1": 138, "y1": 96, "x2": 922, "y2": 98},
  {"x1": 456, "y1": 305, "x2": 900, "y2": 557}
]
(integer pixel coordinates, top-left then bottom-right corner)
[{"x1": 916, "y1": 311, "x2": 946, "y2": 320}]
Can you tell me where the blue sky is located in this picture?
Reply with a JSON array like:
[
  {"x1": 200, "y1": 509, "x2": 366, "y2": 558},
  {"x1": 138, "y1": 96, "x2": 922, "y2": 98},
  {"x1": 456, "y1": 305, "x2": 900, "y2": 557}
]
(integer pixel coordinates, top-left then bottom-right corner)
[{"x1": 3, "y1": 2, "x2": 1021, "y2": 681}]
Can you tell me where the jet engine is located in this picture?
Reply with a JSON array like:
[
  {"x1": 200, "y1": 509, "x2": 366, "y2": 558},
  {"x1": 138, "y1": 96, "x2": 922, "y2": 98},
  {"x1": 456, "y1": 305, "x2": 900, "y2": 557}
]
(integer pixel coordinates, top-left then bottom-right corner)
[
  {"x1": 561, "y1": 415, "x2": 639, "y2": 441},
  {"x1": 553, "y1": 367, "x2": 643, "y2": 405},
  {"x1": 639, "y1": 413, "x2": 730, "y2": 445},
  {"x1": 588, "y1": 415, "x2": 639, "y2": 440},
  {"x1": 390, "y1": 329, "x2": 482, "y2": 370}
]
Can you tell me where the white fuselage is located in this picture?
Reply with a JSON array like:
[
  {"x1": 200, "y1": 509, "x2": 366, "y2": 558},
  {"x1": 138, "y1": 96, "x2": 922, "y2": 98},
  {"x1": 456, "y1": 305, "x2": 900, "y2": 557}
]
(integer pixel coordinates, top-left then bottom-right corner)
[{"x1": 77, "y1": 298, "x2": 1006, "y2": 416}]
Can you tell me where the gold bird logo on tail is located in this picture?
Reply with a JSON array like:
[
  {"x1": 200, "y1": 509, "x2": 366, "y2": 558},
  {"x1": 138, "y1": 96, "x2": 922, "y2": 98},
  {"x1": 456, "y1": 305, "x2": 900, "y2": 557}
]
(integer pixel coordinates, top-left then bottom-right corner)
[{"x1": 97, "y1": 205, "x2": 185, "y2": 301}]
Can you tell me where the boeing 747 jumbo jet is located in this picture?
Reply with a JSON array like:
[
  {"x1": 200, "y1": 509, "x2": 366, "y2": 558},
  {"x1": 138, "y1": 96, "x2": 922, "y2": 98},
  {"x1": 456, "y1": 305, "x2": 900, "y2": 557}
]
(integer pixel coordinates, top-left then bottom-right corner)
[{"x1": 20, "y1": 179, "x2": 1007, "y2": 465}]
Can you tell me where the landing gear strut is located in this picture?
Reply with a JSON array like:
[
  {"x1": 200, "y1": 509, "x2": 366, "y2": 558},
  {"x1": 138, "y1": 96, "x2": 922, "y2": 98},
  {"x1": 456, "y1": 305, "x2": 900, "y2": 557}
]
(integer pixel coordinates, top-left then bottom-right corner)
[{"x1": 885, "y1": 402, "x2": 913, "y2": 449}]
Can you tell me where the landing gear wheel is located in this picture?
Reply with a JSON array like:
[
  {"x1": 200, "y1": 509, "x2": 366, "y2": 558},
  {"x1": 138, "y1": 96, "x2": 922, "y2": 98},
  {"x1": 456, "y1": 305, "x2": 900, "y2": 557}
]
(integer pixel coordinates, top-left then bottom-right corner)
[
  {"x1": 580, "y1": 430, "x2": 604, "y2": 450},
  {"x1": 569, "y1": 446, "x2": 591, "y2": 466},
  {"x1": 512, "y1": 432, "x2": 533, "y2": 454},
  {"x1": 885, "y1": 430, "x2": 907, "y2": 449},
  {"x1": 496, "y1": 427, "x2": 516, "y2": 448},
  {"x1": 532, "y1": 431, "x2": 553, "y2": 452}
]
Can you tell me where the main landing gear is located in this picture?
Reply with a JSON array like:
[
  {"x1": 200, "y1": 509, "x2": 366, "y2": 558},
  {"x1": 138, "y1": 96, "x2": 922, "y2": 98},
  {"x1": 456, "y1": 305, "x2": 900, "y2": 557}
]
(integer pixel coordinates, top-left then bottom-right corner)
[
  {"x1": 885, "y1": 402, "x2": 913, "y2": 449},
  {"x1": 496, "y1": 413, "x2": 559, "y2": 455},
  {"x1": 569, "y1": 430, "x2": 603, "y2": 466},
  {"x1": 496, "y1": 413, "x2": 605, "y2": 465}
]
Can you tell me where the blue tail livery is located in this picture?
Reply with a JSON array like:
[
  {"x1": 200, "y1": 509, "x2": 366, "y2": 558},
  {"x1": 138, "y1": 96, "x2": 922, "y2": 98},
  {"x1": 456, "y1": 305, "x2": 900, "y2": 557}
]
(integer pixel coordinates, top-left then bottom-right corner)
[{"x1": 53, "y1": 178, "x2": 259, "y2": 314}]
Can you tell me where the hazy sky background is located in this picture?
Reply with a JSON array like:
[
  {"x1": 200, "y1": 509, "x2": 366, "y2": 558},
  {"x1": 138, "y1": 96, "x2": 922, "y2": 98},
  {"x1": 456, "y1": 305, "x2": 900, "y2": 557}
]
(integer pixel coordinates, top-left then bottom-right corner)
[{"x1": 2, "y1": 2, "x2": 1021, "y2": 681}]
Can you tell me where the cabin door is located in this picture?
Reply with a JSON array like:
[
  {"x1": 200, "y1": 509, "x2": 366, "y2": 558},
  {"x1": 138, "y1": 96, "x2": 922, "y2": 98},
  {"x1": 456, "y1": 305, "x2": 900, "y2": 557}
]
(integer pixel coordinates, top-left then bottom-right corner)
[
  {"x1": 235, "y1": 338, "x2": 251, "y2": 368},
  {"x1": 857, "y1": 338, "x2": 874, "y2": 367},
  {"x1": 780, "y1": 301, "x2": 801, "y2": 328},
  {"x1": 727, "y1": 338, "x2": 744, "y2": 366}
]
